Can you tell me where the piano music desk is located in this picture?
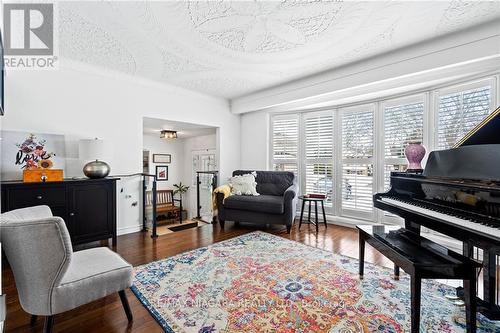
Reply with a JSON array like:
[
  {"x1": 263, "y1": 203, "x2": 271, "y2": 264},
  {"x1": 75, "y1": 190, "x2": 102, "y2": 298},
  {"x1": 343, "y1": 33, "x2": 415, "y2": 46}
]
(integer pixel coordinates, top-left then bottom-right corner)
[{"x1": 357, "y1": 224, "x2": 481, "y2": 333}]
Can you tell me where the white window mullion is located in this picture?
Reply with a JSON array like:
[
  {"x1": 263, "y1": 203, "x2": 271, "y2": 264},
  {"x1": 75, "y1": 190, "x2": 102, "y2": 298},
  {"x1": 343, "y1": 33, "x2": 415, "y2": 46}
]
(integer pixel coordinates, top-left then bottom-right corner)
[
  {"x1": 423, "y1": 91, "x2": 432, "y2": 167},
  {"x1": 375, "y1": 101, "x2": 385, "y2": 223},
  {"x1": 333, "y1": 109, "x2": 342, "y2": 217},
  {"x1": 298, "y1": 114, "x2": 306, "y2": 196}
]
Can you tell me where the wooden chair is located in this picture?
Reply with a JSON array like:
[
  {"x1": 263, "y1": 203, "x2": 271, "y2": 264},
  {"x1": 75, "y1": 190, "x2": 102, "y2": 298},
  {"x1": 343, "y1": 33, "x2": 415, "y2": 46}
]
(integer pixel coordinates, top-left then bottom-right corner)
[{"x1": 145, "y1": 190, "x2": 181, "y2": 224}]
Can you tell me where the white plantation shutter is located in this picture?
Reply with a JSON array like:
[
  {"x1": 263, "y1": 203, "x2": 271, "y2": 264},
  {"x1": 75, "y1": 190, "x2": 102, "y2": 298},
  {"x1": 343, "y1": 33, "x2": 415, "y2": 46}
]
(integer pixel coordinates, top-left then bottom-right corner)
[
  {"x1": 305, "y1": 114, "x2": 333, "y2": 159},
  {"x1": 437, "y1": 84, "x2": 492, "y2": 149},
  {"x1": 384, "y1": 102, "x2": 424, "y2": 158},
  {"x1": 272, "y1": 116, "x2": 298, "y2": 161},
  {"x1": 304, "y1": 113, "x2": 333, "y2": 206},
  {"x1": 342, "y1": 111, "x2": 374, "y2": 159},
  {"x1": 342, "y1": 164, "x2": 374, "y2": 211},
  {"x1": 341, "y1": 107, "x2": 374, "y2": 213},
  {"x1": 271, "y1": 115, "x2": 299, "y2": 174}
]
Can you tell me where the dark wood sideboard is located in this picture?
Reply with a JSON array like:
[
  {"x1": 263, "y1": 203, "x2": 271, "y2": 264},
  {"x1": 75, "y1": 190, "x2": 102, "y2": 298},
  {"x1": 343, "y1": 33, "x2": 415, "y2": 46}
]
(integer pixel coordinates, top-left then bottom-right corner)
[{"x1": 1, "y1": 178, "x2": 118, "y2": 246}]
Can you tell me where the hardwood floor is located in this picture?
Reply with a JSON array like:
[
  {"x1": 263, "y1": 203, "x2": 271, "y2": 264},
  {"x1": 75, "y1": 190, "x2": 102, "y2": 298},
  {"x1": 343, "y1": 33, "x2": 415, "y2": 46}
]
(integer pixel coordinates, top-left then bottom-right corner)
[{"x1": 2, "y1": 221, "x2": 392, "y2": 333}]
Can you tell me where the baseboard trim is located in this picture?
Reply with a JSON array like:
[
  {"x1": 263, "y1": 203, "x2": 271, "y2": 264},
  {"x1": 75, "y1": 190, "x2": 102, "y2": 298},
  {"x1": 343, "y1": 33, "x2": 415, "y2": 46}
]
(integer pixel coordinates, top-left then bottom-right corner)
[{"x1": 117, "y1": 224, "x2": 142, "y2": 236}]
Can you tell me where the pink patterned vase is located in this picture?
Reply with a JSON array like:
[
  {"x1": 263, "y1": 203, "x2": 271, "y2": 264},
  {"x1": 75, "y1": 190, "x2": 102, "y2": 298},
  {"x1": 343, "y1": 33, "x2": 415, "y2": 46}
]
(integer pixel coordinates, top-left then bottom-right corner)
[{"x1": 404, "y1": 142, "x2": 426, "y2": 173}]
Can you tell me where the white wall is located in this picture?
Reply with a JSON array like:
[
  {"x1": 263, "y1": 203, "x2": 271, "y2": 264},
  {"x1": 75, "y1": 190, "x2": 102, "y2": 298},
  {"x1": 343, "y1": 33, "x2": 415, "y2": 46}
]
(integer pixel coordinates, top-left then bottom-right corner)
[
  {"x1": 1, "y1": 62, "x2": 240, "y2": 235},
  {"x1": 240, "y1": 111, "x2": 269, "y2": 170}
]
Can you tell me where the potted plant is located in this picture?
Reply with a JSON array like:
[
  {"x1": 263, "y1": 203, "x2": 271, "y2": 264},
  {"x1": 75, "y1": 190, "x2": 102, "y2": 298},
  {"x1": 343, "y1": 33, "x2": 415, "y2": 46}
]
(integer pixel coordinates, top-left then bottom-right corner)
[{"x1": 173, "y1": 182, "x2": 189, "y2": 202}]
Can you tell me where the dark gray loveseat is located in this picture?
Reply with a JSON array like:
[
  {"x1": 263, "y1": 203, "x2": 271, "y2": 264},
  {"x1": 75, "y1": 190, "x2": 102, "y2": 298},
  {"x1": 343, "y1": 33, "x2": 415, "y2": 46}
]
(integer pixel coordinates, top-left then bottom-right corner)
[{"x1": 216, "y1": 170, "x2": 298, "y2": 233}]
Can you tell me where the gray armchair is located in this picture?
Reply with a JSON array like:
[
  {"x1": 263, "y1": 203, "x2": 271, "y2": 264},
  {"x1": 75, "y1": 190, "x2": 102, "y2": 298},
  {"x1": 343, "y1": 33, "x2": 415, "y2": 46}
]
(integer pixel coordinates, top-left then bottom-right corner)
[
  {"x1": 217, "y1": 170, "x2": 298, "y2": 233},
  {"x1": 0, "y1": 205, "x2": 133, "y2": 333}
]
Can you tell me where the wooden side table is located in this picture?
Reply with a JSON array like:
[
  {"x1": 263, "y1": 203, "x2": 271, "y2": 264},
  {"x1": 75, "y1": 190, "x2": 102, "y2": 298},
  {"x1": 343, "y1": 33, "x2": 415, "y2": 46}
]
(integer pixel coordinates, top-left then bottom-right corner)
[{"x1": 298, "y1": 196, "x2": 327, "y2": 233}]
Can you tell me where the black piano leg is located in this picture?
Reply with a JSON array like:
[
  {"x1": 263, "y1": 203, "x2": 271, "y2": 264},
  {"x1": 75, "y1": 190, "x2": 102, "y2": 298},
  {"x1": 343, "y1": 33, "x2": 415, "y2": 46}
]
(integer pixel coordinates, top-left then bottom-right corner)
[
  {"x1": 410, "y1": 274, "x2": 421, "y2": 333},
  {"x1": 464, "y1": 272, "x2": 477, "y2": 333},
  {"x1": 405, "y1": 220, "x2": 421, "y2": 234},
  {"x1": 483, "y1": 250, "x2": 497, "y2": 307},
  {"x1": 394, "y1": 264, "x2": 400, "y2": 280},
  {"x1": 359, "y1": 234, "x2": 365, "y2": 280}
]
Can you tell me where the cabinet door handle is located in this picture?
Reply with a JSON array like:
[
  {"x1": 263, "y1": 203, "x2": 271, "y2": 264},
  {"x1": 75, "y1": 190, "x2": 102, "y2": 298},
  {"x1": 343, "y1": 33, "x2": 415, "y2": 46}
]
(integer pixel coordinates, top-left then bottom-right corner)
[
  {"x1": 69, "y1": 213, "x2": 75, "y2": 216},
  {"x1": 36, "y1": 195, "x2": 43, "y2": 200}
]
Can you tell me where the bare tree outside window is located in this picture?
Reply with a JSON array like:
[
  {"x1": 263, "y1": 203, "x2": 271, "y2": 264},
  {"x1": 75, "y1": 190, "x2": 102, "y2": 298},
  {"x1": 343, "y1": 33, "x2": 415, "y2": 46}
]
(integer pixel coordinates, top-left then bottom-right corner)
[{"x1": 438, "y1": 86, "x2": 491, "y2": 149}]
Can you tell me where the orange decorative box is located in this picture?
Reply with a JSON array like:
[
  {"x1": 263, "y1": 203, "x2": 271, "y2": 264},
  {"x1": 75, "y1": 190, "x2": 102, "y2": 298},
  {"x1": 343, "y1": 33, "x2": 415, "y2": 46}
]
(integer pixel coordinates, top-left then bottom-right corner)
[{"x1": 23, "y1": 169, "x2": 64, "y2": 183}]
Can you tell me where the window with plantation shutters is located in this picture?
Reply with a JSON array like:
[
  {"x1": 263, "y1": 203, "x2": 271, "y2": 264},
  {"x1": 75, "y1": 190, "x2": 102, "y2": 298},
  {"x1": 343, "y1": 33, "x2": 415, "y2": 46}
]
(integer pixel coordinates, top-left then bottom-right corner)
[
  {"x1": 437, "y1": 83, "x2": 492, "y2": 149},
  {"x1": 268, "y1": 76, "x2": 498, "y2": 225},
  {"x1": 304, "y1": 113, "x2": 333, "y2": 206},
  {"x1": 383, "y1": 98, "x2": 424, "y2": 190},
  {"x1": 271, "y1": 115, "x2": 299, "y2": 174},
  {"x1": 341, "y1": 107, "x2": 374, "y2": 213}
]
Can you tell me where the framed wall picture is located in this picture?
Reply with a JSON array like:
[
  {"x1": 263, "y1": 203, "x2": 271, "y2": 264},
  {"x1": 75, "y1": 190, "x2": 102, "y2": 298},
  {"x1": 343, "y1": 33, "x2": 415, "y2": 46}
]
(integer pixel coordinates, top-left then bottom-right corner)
[
  {"x1": 153, "y1": 154, "x2": 171, "y2": 163},
  {"x1": 155, "y1": 165, "x2": 168, "y2": 181}
]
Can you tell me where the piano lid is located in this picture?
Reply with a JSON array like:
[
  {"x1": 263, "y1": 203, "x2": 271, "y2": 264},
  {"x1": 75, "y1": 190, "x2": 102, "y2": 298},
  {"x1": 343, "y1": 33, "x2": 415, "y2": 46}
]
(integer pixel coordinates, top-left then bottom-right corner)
[
  {"x1": 454, "y1": 106, "x2": 500, "y2": 147},
  {"x1": 424, "y1": 144, "x2": 500, "y2": 181}
]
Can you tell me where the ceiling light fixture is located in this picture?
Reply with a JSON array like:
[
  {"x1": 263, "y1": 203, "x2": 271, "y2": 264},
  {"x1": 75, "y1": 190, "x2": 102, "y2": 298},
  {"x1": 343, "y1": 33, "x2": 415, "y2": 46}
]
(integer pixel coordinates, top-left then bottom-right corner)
[{"x1": 160, "y1": 130, "x2": 177, "y2": 139}]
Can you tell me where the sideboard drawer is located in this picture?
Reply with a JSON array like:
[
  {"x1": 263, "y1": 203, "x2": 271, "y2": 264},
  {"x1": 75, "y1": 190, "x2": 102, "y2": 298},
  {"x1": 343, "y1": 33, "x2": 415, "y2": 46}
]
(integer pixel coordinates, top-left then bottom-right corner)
[{"x1": 8, "y1": 186, "x2": 66, "y2": 208}]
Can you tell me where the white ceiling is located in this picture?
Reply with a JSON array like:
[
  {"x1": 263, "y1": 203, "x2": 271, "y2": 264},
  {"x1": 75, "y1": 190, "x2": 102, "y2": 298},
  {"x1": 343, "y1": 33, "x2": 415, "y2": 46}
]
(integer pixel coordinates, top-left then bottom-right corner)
[
  {"x1": 143, "y1": 117, "x2": 217, "y2": 138},
  {"x1": 59, "y1": 1, "x2": 500, "y2": 100}
]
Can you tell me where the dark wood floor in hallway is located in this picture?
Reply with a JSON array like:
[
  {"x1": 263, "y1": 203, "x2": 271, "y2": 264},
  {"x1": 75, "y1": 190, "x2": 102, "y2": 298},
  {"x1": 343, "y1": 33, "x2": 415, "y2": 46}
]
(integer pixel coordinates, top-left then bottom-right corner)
[{"x1": 2, "y1": 221, "x2": 393, "y2": 333}]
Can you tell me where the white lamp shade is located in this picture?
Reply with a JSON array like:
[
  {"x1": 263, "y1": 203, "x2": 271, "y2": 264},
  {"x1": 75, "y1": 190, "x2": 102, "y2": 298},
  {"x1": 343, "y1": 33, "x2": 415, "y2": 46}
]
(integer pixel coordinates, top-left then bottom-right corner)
[{"x1": 79, "y1": 138, "x2": 106, "y2": 162}]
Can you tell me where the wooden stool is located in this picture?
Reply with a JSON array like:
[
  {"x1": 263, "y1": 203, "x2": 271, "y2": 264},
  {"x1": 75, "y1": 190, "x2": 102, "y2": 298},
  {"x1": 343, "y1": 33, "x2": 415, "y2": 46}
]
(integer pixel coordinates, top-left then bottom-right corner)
[{"x1": 357, "y1": 225, "x2": 480, "y2": 333}]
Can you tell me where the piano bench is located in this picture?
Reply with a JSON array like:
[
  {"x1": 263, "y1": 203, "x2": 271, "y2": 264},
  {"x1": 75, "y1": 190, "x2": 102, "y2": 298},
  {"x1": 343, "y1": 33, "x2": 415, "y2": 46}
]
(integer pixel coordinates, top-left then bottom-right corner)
[{"x1": 357, "y1": 224, "x2": 481, "y2": 333}]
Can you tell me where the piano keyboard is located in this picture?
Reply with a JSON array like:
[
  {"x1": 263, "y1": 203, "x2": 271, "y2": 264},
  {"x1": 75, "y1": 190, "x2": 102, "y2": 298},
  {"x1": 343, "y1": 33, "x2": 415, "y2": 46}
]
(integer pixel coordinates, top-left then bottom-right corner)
[{"x1": 378, "y1": 197, "x2": 500, "y2": 240}]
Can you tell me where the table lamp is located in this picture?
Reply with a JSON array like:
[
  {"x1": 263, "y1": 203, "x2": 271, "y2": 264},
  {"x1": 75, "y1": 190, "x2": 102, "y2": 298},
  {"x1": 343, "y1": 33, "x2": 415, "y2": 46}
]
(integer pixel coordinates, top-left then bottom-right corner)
[{"x1": 79, "y1": 138, "x2": 110, "y2": 178}]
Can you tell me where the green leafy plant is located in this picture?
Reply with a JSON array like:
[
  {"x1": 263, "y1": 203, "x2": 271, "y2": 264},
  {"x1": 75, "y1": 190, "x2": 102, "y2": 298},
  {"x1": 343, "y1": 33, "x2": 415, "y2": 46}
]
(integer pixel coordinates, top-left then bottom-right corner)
[{"x1": 173, "y1": 182, "x2": 189, "y2": 201}]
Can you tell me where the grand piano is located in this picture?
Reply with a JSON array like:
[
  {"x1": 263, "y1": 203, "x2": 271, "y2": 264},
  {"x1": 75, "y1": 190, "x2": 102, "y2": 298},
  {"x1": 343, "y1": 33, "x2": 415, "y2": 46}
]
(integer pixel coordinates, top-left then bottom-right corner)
[{"x1": 374, "y1": 106, "x2": 500, "y2": 318}]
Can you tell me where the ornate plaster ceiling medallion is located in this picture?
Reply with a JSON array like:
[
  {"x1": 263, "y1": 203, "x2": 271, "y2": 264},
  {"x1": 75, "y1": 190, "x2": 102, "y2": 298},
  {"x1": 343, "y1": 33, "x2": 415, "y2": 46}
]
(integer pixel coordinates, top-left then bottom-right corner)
[{"x1": 188, "y1": 0, "x2": 344, "y2": 53}]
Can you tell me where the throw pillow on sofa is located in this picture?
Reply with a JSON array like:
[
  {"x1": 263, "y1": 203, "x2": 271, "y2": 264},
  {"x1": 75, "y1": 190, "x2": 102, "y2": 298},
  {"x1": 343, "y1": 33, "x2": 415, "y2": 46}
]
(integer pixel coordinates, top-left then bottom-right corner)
[{"x1": 229, "y1": 172, "x2": 259, "y2": 196}]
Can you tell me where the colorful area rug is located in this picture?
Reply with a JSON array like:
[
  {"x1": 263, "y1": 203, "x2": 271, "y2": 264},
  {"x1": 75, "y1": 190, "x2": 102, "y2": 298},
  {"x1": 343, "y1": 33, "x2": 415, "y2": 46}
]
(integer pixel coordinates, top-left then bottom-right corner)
[{"x1": 132, "y1": 231, "x2": 500, "y2": 332}]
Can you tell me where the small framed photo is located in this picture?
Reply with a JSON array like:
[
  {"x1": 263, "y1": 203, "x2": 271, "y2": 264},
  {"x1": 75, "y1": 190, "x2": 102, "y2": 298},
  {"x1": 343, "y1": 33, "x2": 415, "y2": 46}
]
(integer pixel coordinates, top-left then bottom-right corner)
[
  {"x1": 153, "y1": 154, "x2": 171, "y2": 163},
  {"x1": 155, "y1": 165, "x2": 168, "y2": 181}
]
